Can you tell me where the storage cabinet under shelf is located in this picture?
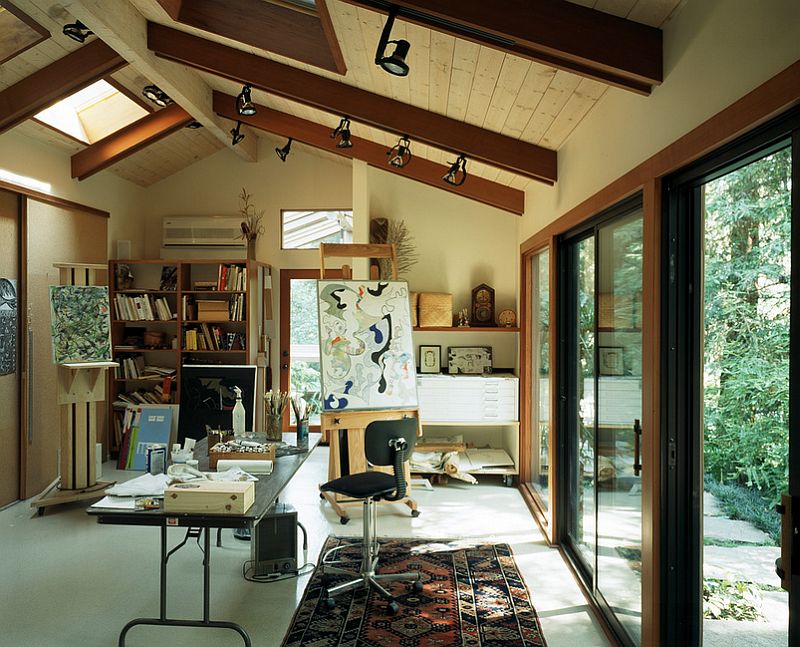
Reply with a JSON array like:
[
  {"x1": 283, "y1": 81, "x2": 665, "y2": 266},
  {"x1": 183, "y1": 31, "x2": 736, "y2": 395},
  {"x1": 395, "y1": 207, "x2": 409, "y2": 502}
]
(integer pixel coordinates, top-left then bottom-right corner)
[{"x1": 415, "y1": 374, "x2": 520, "y2": 480}]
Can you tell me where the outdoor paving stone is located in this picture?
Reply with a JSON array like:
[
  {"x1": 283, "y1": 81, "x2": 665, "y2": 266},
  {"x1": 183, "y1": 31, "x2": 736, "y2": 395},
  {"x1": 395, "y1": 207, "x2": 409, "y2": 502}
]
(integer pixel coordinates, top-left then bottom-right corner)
[
  {"x1": 704, "y1": 545, "x2": 781, "y2": 587},
  {"x1": 703, "y1": 619, "x2": 786, "y2": 647},
  {"x1": 704, "y1": 516, "x2": 772, "y2": 544},
  {"x1": 704, "y1": 491, "x2": 727, "y2": 517}
]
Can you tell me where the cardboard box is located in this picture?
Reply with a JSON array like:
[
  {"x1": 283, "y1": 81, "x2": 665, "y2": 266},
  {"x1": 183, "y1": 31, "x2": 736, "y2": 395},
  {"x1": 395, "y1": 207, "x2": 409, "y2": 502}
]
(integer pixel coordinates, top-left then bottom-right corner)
[
  {"x1": 197, "y1": 300, "x2": 230, "y2": 322},
  {"x1": 163, "y1": 480, "x2": 255, "y2": 515}
]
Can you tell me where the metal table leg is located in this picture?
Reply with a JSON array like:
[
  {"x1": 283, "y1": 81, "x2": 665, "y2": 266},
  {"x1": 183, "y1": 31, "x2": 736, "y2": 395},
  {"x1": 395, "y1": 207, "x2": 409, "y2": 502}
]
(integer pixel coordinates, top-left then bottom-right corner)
[{"x1": 118, "y1": 526, "x2": 252, "y2": 647}]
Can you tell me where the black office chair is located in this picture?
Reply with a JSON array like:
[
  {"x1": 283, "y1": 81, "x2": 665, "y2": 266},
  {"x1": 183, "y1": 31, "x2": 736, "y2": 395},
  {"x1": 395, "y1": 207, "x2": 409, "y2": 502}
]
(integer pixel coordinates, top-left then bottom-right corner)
[{"x1": 318, "y1": 417, "x2": 422, "y2": 614}]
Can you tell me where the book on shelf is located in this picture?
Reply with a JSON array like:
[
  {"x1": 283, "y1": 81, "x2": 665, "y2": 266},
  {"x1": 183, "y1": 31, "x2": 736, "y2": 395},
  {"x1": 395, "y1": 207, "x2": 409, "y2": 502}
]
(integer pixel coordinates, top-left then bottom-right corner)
[
  {"x1": 159, "y1": 265, "x2": 177, "y2": 291},
  {"x1": 114, "y1": 294, "x2": 174, "y2": 321},
  {"x1": 216, "y1": 263, "x2": 247, "y2": 291}
]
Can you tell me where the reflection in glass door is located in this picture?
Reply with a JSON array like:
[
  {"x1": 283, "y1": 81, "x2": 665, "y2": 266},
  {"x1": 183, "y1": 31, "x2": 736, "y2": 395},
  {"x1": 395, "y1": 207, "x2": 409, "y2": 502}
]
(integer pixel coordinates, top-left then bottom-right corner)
[{"x1": 561, "y1": 199, "x2": 644, "y2": 645}]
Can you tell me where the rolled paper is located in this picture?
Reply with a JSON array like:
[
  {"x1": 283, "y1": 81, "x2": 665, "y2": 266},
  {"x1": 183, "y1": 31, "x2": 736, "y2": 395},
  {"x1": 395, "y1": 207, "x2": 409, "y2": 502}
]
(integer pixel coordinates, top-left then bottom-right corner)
[{"x1": 216, "y1": 459, "x2": 273, "y2": 474}]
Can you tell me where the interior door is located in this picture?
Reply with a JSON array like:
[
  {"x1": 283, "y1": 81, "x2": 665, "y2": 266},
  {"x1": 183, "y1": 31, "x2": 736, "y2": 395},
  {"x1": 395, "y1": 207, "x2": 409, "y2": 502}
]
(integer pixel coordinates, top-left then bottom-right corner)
[
  {"x1": 24, "y1": 199, "x2": 107, "y2": 497},
  {"x1": 559, "y1": 197, "x2": 644, "y2": 646},
  {"x1": 664, "y1": 111, "x2": 799, "y2": 645},
  {"x1": 0, "y1": 189, "x2": 21, "y2": 507}
]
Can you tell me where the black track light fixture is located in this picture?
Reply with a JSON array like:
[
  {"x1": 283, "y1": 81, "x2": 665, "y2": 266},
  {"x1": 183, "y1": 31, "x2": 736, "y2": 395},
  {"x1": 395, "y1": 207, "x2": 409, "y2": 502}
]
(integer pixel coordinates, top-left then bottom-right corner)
[
  {"x1": 236, "y1": 84, "x2": 257, "y2": 116},
  {"x1": 331, "y1": 117, "x2": 353, "y2": 149},
  {"x1": 275, "y1": 138, "x2": 293, "y2": 162},
  {"x1": 142, "y1": 84, "x2": 172, "y2": 107},
  {"x1": 386, "y1": 135, "x2": 412, "y2": 168},
  {"x1": 375, "y1": 5, "x2": 410, "y2": 77},
  {"x1": 62, "y1": 20, "x2": 93, "y2": 43},
  {"x1": 186, "y1": 121, "x2": 203, "y2": 129},
  {"x1": 442, "y1": 154, "x2": 467, "y2": 186},
  {"x1": 230, "y1": 121, "x2": 245, "y2": 146}
]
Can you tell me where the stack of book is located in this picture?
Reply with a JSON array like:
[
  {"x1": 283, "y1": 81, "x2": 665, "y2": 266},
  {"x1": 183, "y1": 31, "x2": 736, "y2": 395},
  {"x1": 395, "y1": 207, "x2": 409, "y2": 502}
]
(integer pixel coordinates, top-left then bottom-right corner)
[
  {"x1": 114, "y1": 293, "x2": 175, "y2": 321},
  {"x1": 217, "y1": 263, "x2": 247, "y2": 291},
  {"x1": 117, "y1": 356, "x2": 175, "y2": 380},
  {"x1": 184, "y1": 325, "x2": 245, "y2": 351}
]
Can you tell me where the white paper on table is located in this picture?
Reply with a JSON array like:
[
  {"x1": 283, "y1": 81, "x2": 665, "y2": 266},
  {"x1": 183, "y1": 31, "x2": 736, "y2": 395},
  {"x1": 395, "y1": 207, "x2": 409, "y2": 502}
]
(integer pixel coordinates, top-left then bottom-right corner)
[
  {"x1": 89, "y1": 496, "x2": 138, "y2": 510},
  {"x1": 106, "y1": 473, "x2": 171, "y2": 497}
]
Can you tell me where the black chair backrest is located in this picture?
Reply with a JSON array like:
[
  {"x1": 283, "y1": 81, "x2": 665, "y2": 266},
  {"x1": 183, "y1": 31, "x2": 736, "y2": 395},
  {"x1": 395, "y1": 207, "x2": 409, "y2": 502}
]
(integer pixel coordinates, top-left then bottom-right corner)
[{"x1": 364, "y1": 418, "x2": 418, "y2": 501}]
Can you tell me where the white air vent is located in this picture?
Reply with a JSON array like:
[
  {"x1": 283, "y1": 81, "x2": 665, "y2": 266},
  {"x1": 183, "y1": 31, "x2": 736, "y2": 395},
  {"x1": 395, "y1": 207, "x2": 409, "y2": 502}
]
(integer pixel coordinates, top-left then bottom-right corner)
[{"x1": 162, "y1": 216, "x2": 245, "y2": 247}]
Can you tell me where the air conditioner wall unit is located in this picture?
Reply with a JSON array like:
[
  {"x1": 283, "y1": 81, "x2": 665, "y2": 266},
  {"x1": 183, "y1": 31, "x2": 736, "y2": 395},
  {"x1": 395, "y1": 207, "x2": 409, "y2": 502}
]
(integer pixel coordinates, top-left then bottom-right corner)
[{"x1": 163, "y1": 216, "x2": 245, "y2": 247}]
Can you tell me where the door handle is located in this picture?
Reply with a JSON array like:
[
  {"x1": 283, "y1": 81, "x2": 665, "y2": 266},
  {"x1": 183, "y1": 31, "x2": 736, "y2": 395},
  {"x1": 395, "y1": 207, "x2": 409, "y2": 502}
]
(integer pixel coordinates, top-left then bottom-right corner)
[
  {"x1": 775, "y1": 494, "x2": 798, "y2": 591},
  {"x1": 633, "y1": 418, "x2": 642, "y2": 476},
  {"x1": 281, "y1": 364, "x2": 288, "y2": 370}
]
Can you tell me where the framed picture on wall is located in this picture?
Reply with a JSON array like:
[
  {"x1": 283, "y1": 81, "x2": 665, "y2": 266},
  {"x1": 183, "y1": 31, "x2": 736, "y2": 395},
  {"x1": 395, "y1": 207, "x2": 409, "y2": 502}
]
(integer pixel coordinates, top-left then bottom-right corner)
[
  {"x1": 599, "y1": 346, "x2": 624, "y2": 376},
  {"x1": 419, "y1": 345, "x2": 441, "y2": 374},
  {"x1": 447, "y1": 346, "x2": 492, "y2": 375}
]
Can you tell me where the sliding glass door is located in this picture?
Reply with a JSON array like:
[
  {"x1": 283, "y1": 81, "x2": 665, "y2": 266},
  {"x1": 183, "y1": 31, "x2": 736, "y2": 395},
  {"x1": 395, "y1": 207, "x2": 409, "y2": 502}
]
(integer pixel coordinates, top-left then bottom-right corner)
[
  {"x1": 664, "y1": 110, "x2": 799, "y2": 645},
  {"x1": 560, "y1": 197, "x2": 644, "y2": 645}
]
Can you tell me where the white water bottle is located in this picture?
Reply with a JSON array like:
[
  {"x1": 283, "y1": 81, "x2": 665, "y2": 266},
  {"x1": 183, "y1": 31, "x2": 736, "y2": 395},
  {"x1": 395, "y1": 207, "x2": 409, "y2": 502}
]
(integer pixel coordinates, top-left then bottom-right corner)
[{"x1": 232, "y1": 385, "x2": 246, "y2": 436}]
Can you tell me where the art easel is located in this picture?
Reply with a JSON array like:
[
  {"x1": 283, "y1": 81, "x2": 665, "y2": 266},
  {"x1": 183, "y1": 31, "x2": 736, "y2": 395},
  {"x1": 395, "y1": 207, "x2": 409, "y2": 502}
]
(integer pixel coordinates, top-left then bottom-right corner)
[
  {"x1": 318, "y1": 243, "x2": 420, "y2": 524},
  {"x1": 31, "y1": 263, "x2": 117, "y2": 514}
]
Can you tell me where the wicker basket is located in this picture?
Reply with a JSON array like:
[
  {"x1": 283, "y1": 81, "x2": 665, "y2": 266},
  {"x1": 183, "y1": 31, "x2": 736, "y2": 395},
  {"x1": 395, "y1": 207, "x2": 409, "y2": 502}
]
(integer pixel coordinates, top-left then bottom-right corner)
[
  {"x1": 418, "y1": 292, "x2": 452, "y2": 327},
  {"x1": 409, "y1": 291, "x2": 419, "y2": 327}
]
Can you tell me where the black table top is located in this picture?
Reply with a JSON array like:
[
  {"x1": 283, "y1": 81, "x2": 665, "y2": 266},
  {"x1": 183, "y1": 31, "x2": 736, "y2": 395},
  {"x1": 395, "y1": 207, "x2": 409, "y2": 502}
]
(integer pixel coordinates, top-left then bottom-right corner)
[{"x1": 87, "y1": 433, "x2": 320, "y2": 529}]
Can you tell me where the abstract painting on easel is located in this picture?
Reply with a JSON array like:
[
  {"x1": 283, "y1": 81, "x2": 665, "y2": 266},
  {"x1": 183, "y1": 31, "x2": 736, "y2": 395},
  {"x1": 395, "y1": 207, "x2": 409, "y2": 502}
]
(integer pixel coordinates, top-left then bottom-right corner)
[
  {"x1": 49, "y1": 285, "x2": 112, "y2": 364},
  {"x1": 317, "y1": 280, "x2": 417, "y2": 411},
  {"x1": 0, "y1": 278, "x2": 16, "y2": 375}
]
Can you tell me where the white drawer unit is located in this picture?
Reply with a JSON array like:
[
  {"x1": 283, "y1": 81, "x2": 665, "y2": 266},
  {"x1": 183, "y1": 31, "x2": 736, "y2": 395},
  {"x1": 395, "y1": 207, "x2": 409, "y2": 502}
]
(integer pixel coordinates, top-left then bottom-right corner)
[{"x1": 416, "y1": 374, "x2": 519, "y2": 423}]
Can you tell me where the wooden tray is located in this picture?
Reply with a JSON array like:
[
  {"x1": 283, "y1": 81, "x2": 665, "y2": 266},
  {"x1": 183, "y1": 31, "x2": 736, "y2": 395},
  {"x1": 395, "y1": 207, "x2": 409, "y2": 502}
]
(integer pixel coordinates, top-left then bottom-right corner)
[{"x1": 208, "y1": 445, "x2": 276, "y2": 469}]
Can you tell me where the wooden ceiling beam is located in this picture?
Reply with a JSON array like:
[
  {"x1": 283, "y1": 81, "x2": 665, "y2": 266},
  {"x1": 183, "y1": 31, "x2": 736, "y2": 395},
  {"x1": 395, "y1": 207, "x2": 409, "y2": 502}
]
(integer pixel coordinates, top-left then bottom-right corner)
[
  {"x1": 149, "y1": 23, "x2": 556, "y2": 184},
  {"x1": 0, "y1": 39, "x2": 125, "y2": 135},
  {"x1": 71, "y1": 103, "x2": 193, "y2": 181},
  {"x1": 68, "y1": 0, "x2": 257, "y2": 162},
  {"x1": 213, "y1": 91, "x2": 524, "y2": 215},
  {"x1": 340, "y1": 0, "x2": 662, "y2": 95},
  {"x1": 152, "y1": 0, "x2": 345, "y2": 74}
]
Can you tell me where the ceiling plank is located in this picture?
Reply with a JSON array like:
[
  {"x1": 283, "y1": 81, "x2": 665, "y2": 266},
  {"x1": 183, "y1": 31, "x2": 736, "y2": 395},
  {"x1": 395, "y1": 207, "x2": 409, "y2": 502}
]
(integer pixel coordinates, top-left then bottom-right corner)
[
  {"x1": 212, "y1": 91, "x2": 524, "y2": 214},
  {"x1": 152, "y1": 0, "x2": 346, "y2": 74},
  {"x1": 71, "y1": 102, "x2": 193, "y2": 180},
  {"x1": 0, "y1": 0, "x2": 50, "y2": 66},
  {"x1": 68, "y1": 0, "x2": 257, "y2": 162},
  {"x1": 149, "y1": 23, "x2": 556, "y2": 184},
  {"x1": 0, "y1": 39, "x2": 125, "y2": 135},
  {"x1": 339, "y1": 0, "x2": 662, "y2": 95}
]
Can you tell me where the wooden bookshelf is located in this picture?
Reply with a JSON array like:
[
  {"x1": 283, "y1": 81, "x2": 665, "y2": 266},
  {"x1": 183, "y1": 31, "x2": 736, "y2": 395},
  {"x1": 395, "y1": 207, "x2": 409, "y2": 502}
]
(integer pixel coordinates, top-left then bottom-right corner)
[{"x1": 107, "y1": 258, "x2": 272, "y2": 455}]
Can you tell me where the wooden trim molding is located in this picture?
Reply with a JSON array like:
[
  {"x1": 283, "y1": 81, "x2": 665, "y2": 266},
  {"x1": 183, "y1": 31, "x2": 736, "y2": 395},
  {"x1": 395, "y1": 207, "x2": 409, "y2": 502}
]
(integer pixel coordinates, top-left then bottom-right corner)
[
  {"x1": 339, "y1": 0, "x2": 662, "y2": 95},
  {"x1": 213, "y1": 91, "x2": 525, "y2": 214},
  {"x1": 150, "y1": 22, "x2": 557, "y2": 184},
  {"x1": 0, "y1": 39, "x2": 126, "y2": 135},
  {"x1": 71, "y1": 103, "x2": 194, "y2": 181},
  {"x1": 0, "y1": 181, "x2": 109, "y2": 218},
  {"x1": 0, "y1": 0, "x2": 50, "y2": 66}
]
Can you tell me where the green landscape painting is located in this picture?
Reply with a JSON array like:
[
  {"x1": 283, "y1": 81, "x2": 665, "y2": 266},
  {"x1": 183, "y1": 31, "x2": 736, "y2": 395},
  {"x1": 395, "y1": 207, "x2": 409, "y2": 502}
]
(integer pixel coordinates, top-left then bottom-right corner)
[{"x1": 49, "y1": 285, "x2": 112, "y2": 364}]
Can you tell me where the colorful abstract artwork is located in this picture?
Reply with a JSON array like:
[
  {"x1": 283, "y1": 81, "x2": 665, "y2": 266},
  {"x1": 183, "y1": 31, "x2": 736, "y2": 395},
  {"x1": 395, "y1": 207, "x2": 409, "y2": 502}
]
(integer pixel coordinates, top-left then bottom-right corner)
[
  {"x1": 317, "y1": 280, "x2": 417, "y2": 411},
  {"x1": 0, "y1": 278, "x2": 16, "y2": 375},
  {"x1": 49, "y1": 285, "x2": 112, "y2": 364}
]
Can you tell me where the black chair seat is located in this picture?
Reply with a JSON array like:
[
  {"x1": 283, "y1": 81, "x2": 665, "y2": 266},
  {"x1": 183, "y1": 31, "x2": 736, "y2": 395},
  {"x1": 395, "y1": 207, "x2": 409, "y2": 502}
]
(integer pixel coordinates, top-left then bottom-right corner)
[{"x1": 321, "y1": 471, "x2": 396, "y2": 499}]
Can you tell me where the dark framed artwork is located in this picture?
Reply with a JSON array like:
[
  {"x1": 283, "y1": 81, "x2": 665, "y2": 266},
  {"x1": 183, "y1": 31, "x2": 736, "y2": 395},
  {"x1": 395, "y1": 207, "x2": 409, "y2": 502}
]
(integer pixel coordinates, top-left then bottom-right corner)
[{"x1": 419, "y1": 345, "x2": 441, "y2": 374}]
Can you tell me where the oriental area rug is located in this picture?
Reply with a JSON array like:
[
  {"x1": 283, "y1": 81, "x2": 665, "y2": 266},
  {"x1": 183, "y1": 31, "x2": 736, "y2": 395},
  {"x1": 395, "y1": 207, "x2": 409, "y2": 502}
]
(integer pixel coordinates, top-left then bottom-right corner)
[{"x1": 282, "y1": 537, "x2": 548, "y2": 646}]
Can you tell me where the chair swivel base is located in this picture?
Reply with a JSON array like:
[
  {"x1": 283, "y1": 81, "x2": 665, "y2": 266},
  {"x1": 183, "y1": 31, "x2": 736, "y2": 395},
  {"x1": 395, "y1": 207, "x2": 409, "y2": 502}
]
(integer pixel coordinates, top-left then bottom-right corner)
[{"x1": 320, "y1": 561, "x2": 422, "y2": 615}]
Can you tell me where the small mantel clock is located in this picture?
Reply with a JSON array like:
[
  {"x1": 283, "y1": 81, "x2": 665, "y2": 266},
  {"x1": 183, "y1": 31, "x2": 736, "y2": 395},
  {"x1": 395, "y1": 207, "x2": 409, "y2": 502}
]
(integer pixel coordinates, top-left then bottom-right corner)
[{"x1": 471, "y1": 283, "x2": 496, "y2": 327}]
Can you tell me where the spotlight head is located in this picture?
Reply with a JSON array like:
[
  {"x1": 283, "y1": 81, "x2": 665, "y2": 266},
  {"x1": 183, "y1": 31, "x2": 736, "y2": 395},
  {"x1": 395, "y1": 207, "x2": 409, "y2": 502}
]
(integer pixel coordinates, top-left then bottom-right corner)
[
  {"x1": 378, "y1": 40, "x2": 410, "y2": 77},
  {"x1": 62, "y1": 20, "x2": 93, "y2": 43},
  {"x1": 331, "y1": 117, "x2": 353, "y2": 149},
  {"x1": 387, "y1": 135, "x2": 412, "y2": 168},
  {"x1": 236, "y1": 84, "x2": 257, "y2": 117},
  {"x1": 230, "y1": 121, "x2": 245, "y2": 146},
  {"x1": 142, "y1": 84, "x2": 172, "y2": 107},
  {"x1": 275, "y1": 138, "x2": 293, "y2": 162},
  {"x1": 442, "y1": 154, "x2": 467, "y2": 186}
]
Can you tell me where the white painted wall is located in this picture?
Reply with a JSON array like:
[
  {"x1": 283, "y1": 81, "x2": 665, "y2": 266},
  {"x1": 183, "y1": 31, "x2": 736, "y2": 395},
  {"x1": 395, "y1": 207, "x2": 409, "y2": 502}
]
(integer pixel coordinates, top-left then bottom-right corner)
[
  {"x1": 0, "y1": 129, "x2": 146, "y2": 257},
  {"x1": 521, "y1": 0, "x2": 800, "y2": 240}
]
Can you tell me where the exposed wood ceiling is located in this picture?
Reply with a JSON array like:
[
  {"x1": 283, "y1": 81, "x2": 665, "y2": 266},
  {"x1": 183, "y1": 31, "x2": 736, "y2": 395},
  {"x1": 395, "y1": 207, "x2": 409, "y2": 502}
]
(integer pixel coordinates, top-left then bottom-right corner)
[
  {"x1": 2, "y1": 0, "x2": 684, "y2": 202},
  {"x1": 0, "y1": 1, "x2": 49, "y2": 65}
]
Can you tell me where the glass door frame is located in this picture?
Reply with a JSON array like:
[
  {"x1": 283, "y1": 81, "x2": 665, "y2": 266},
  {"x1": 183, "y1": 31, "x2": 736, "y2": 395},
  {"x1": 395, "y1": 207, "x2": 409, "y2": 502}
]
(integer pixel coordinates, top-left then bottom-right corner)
[
  {"x1": 662, "y1": 107, "x2": 800, "y2": 645},
  {"x1": 556, "y1": 194, "x2": 645, "y2": 646}
]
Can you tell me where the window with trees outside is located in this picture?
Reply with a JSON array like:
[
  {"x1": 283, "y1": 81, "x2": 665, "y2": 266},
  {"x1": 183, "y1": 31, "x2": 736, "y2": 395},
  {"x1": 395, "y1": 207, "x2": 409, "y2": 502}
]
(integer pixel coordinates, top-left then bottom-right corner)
[{"x1": 281, "y1": 210, "x2": 353, "y2": 249}]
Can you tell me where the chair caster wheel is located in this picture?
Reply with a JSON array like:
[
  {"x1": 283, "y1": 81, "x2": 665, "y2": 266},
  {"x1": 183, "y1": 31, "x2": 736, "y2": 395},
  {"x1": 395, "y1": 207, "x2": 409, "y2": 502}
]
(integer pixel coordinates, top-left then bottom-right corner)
[
  {"x1": 325, "y1": 597, "x2": 336, "y2": 610},
  {"x1": 319, "y1": 493, "x2": 325, "y2": 499},
  {"x1": 340, "y1": 516, "x2": 350, "y2": 525},
  {"x1": 411, "y1": 509, "x2": 420, "y2": 518},
  {"x1": 412, "y1": 580, "x2": 423, "y2": 592},
  {"x1": 387, "y1": 601, "x2": 400, "y2": 615}
]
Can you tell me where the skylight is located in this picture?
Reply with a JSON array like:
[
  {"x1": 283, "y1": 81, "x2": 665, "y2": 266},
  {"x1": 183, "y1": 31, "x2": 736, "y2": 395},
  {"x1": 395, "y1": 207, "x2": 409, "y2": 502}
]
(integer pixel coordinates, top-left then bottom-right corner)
[{"x1": 34, "y1": 80, "x2": 149, "y2": 144}]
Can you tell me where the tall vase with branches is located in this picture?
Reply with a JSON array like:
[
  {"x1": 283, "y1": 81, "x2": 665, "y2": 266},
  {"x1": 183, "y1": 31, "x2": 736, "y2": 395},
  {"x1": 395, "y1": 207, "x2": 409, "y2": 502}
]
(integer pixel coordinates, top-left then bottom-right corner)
[{"x1": 237, "y1": 188, "x2": 264, "y2": 260}]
